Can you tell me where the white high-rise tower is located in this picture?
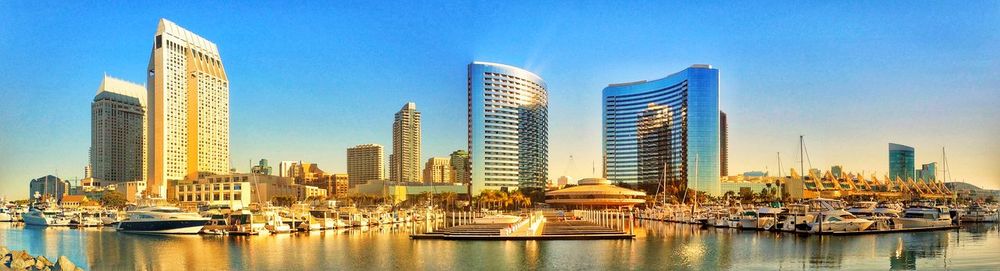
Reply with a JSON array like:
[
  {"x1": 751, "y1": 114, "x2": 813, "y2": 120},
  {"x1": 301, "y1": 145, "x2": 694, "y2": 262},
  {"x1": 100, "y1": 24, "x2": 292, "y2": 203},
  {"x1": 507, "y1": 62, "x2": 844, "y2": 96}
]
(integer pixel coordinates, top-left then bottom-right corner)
[{"x1": 147, "y1": 18, "x2": 230, "y2": 198}]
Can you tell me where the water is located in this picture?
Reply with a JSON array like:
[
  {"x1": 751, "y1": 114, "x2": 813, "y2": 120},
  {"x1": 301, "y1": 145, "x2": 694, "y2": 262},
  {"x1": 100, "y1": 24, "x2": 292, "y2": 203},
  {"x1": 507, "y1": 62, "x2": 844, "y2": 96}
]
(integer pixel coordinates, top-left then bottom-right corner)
[{"x1": 1, "y1": 221, "x2": 998, "y2": 270}]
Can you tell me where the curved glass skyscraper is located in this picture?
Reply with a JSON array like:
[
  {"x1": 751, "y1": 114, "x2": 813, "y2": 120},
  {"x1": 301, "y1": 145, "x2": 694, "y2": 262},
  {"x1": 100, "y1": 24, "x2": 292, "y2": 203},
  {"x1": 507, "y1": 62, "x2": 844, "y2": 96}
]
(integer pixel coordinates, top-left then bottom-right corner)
[
  {"x1": 603, "y1": 65, "x2": 721, "y2": 196},
  {"x1": 468, "y1": 62, "x2": 548, "y2": 195}
]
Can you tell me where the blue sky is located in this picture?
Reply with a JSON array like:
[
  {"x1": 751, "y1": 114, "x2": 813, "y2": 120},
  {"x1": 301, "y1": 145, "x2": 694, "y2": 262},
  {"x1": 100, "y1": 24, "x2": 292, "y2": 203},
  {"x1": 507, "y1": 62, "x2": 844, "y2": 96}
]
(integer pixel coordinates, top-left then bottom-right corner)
[{"x1": 1, "y1": 1, "x2": 998, "y2": 198}]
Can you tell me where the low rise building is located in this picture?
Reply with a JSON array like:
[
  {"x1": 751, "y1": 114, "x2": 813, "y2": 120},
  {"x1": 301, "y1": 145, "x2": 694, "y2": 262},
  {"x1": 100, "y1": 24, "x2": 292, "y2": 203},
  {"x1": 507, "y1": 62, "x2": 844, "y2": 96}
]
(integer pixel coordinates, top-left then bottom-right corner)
[
  {"x1": 174, "y1": 173, "x2": 328, "y2": 209},
  {"x1": 350, "y1": 180, "x2": 468, "y2": 204},
  {"x1": 113, "y1": 181, "x2": 147, "y2": 203}
]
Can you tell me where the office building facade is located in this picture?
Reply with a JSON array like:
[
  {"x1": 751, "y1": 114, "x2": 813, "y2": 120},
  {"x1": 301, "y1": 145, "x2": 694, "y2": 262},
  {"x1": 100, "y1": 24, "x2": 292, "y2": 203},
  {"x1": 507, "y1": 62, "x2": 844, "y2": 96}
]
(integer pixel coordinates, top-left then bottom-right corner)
[
  {"x1": 918, "y1": 162, "x2": 937, "y2": 182},
  {"x1": 91, "y1": 75, "x2": 147, "y2": 185},
  {"x1": 889, "y1": 143, "x2": 915, "y2": 181},
  {"x1": 423, "y1": 157, "x2": 453, "y2": 183},
  {"x1": 449, "y1": 150, "x2": 471, "y2": 184},
  {"x1": 602, "y1": 65, "x2": 721, "y2": 195},
  {"x1": 468, "y1": 62, "x2": 548, "y2": 194},
  {"x1": 347, "y1": 144, "x2": 384, "y2": 187},
  {"x1": 147, "y1": 19, "x2": 230, "y2": 198},
  {"x1": 28, "y1": 175, "x2": 69, "y2": 201},
  {"x1": 390, "y1": 102, "x2": 421, "y2": 182}
]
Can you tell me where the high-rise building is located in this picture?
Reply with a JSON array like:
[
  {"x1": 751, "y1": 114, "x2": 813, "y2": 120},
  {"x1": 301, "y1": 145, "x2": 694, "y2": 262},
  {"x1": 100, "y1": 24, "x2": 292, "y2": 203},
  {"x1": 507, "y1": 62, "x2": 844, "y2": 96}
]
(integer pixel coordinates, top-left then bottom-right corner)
[
  {"x1": 449, "y1": 150, "x2": 471, "y2": 185},
  {"x1": 251, "y1": 159, "x2": 272, "y2": 176},
  {"x1": 889, "y1": 143, "x2": 915, "y2": 181},
  {"x1": 390, "y1": 102, "x2": 421, "y2": 182},
  {"x1": 91, "y1": 75, "x2": 147, "y2": 186},
  {"x1": 468, "y1": 62, "x2": 548, "y2": 195},
  {"x1": 918, "y1": 162, "x2": 937, "y2": 182},
  {"x1": 347, "y1": 144, "x2": 384, "y2": 187},
  {"x1": 720, "y1": 111, "x2": 728, "y2": 177},
  {"x1": 423, "y1": 157, "x2": 452, "y2": 183},
  {"x1": 147, "y1": 19, "x2": 230, "y2": 198},
  {"x1": 278, "y1": 161, "x2": 297, "y2": 177},
  {"x1": 28, "y1": 175, "x2": 69, "y2": 201},
  {"x1": 603, "y1": 65, "x2": 721, "y2": 196}
]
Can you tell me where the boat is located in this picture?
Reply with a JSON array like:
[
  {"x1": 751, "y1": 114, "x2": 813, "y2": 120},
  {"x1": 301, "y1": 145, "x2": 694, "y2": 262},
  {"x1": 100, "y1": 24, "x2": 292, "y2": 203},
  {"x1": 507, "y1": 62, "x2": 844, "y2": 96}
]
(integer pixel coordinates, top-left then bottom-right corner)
[
  {"x1": 807, "y1": 209, "x2": 875, "y2": 233},
  {"x1": 0, "y1": 206, "x2": 12, "y2": 222},
  {"x1": 777, "y1": 204, "x2": 810, "y2": 232},
  {"x1": 894, "y1": 206, "x2": 953, "y2": 229},
  {"x1": 847, "y1": 201, "x2": 901, "y2": 219},
  {"x1": 115, "y1": 206, "x2": 210, "y2": 234},
  {"x1": 22, "y1": 204, "x2": 74, "y2": 227},
  {"x1": 960, "y1": 204, "x2": 998, "y2": 223}
]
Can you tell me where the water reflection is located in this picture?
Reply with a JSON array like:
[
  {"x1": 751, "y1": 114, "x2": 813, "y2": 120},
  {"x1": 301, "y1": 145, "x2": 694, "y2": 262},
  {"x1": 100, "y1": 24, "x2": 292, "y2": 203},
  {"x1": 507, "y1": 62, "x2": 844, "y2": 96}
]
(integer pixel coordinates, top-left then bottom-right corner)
[{"x1": 0, "y1": 222, "x2": 997, "y2": 270}]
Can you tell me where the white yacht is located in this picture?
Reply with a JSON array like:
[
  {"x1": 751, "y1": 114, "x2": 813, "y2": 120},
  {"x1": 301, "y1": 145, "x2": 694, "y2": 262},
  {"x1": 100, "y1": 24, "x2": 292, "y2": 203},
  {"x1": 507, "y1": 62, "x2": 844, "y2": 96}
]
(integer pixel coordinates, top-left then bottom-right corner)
[
  {"x1": 895, "y1": 206, "x2": 953, "y2": 229},
  {"x1": 22, "y1": 205, "x2": 74, "y2": 227},
  {"x1": 116, "y1": 206, "x2": 209, "y2": 234},
  {"x1": 0, "y1": 206, "x2": 12, "y2": 222},
  {"x1": 803, "y1": 198, "x2": 875, "y2": 233},
  {"x1": 960, "y1": 204, "x2": 998, "y2": 223}
]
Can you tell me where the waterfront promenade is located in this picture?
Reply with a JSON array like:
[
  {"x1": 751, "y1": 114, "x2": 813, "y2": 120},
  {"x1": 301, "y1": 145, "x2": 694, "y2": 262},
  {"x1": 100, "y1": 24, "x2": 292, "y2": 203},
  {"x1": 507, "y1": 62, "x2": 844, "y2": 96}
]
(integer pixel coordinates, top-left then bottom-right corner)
[{"x1": 1, "y1": 220, "x2": 997, "y2": 270}]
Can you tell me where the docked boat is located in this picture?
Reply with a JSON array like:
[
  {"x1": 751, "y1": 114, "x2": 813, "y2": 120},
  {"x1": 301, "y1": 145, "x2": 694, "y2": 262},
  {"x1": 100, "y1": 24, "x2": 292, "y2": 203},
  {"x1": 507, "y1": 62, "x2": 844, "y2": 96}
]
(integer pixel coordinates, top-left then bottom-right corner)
[
  {"x1": 116, "y1": 206, "x2": 209, "y2": 234},
  {"x1": 0, "y1": 206, "x2": 12, "y2": 222},
  {"x1": 777, "y1": 204, "x2": 810, "y2": 232},
  {"x1": 960, "y1": 204, "x2": 998, "y2": 223},
  {"x1": 22, "y1": 206, "x2": 74, "y2": 227},
  {"x1": 895, "y1": 206, "x2": 953, "y2": 229},
  {"x1": 847, "y1": 201, "x2": 901, "y2": 219},
  {"x1": 807, "y1": 209, "x2": 875, "y2": 233}
]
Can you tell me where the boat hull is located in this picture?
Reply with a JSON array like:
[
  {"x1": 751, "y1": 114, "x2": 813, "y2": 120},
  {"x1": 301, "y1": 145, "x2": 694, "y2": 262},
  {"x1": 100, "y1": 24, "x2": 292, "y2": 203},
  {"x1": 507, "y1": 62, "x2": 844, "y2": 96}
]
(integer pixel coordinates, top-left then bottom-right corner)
[{"x1": 116, "y1": 220, "x2": 208, "y2": 234}]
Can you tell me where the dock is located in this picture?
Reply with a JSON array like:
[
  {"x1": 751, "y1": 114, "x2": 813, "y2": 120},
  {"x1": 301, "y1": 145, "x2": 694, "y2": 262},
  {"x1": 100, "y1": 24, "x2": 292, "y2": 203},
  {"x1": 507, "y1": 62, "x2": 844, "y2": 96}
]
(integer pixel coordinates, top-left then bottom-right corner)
[{"x1": 411, "y1": 210, "x2": 635, "y2": 240}]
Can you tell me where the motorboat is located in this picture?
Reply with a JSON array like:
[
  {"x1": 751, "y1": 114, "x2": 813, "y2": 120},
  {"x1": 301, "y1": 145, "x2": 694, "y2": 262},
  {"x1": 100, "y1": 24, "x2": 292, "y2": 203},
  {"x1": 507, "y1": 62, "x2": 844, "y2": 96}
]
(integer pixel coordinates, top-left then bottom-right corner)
[
  {"x1": 807, "y1": 209, "x2": 875, "y2": 233},
  {"x1": 22, "y1": 206, "x2": 74, "y2": 227},
  {"x1": 960, "y1": 204, "x2": 998, "y2": 223},
  {"x1": 777, "y1": 204, "x2": 810, "y2": 232},
  {"x1": 116, "y1": 206, "x2": 210, "y2": 234},
  {"x1": 848, "y1": 202, "x2": 901, "y2": 219},
  {"x1": 0, "y1": 206, "x2": 12, "y2": 222},
  {"x1": 894, "y1": 206, "x2": 953, "y2": 229}
]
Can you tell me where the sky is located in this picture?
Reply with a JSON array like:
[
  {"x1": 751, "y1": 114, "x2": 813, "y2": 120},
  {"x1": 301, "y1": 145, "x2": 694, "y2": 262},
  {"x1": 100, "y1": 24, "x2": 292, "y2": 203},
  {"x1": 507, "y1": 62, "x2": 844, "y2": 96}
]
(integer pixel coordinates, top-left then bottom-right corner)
[{"x1": 1, "y1": 1, "x2": 998, "y2": 198}]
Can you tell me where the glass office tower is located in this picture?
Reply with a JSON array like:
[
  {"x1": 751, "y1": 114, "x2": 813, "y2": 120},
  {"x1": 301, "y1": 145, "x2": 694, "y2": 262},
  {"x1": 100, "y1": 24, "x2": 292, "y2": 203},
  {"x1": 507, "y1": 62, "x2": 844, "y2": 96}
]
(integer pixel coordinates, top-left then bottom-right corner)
[
  {"x1": 889, "y1": 143, "x2": 915, "y2": 181},
  {"x1": 468, "y1": 62, "x2": 548, "y2": 195},
  {"x1": 602, "y1": 65, "x2": 721, "y2": 196}
]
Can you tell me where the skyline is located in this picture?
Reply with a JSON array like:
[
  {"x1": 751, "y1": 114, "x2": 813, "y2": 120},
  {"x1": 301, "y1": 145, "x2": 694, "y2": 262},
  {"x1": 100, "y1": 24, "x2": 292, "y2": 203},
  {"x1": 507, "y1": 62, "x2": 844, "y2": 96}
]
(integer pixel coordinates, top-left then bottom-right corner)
[{"x1": 1, "y1": 2, "x2": 999, "y2": 197}]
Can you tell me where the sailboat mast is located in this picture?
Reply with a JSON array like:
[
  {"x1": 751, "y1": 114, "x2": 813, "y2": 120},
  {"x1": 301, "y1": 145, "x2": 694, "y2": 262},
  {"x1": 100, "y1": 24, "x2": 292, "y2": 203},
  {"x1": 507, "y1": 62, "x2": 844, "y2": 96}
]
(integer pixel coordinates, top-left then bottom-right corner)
[{"x1": 799, "y1": 135, "x2": 804, "y2": 176}]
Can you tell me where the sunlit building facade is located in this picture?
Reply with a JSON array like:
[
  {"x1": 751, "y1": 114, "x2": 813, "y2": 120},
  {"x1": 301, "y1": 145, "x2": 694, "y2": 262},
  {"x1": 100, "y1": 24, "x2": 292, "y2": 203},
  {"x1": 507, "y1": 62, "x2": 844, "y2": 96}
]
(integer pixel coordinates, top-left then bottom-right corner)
[
  {"x1": 468, "y1": 62, "x2": 548, "y2": 195},
  {"x1": 347, "y1": 144, "x2": 384, "y2": 187},
  {"x1": 147, "y1": 18, "x2": 230, "y2": 198},
  {"x1": 91, "y1": 75, "x2": 147, "y2": 186},
  {"x1": 390, "y1": 102, "x2": 421, "y2": 182},
  {"x1": 602, "y1": 65, "x2": 721, "y2": 195}
]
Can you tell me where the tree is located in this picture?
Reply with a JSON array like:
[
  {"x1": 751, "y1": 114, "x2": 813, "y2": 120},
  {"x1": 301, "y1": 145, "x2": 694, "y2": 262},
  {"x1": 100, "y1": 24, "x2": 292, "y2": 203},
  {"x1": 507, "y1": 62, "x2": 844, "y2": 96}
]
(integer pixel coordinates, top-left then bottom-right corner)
[{"x1": 99, "y1": 191, "x2": 127, "y2": 210}]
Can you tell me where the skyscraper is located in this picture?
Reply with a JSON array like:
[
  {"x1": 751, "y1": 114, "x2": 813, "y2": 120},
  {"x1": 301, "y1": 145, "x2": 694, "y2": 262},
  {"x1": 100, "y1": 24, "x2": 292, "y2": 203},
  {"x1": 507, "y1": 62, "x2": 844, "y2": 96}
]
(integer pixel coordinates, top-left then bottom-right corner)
[
  {"x1": 468, "y1": 62, "x2": 548, "y2": 195},
  {"x1": 147, "y1": 18, "x2": 230, "y2": 198},
  {"x1": 603, "y1": 65, "x2": 721, "y2": 196},
  {"x1": 347, "y1": 144, "x2": 384, "y2": 187},
  {"x1": 91, "y1": 75, "x2": 147, "y2": 186},
  {"x1": 449, "y1": 150, "x2": 471, "y2": 185},
  {"x1": 423, "y1": 157, "x2": 452, "y2": 183},
  {"x1": 889, "y1": 143, "x2": 915, "y2": 181},
  {"x1": 390, "y1": 102, "x2": 421, "y2": 182},
  {"x1": 278, "y1": 161, "x2": 297, "y2": 177},
  {"x1": 251, "y1": 159, "x2": 272, "y2": 175},
  {"x1": 720, "y1": 111, "x2": 728, "y2": 177},
  {"x1": 918, "y1": 162, "x2": 937, "y2": 182}
]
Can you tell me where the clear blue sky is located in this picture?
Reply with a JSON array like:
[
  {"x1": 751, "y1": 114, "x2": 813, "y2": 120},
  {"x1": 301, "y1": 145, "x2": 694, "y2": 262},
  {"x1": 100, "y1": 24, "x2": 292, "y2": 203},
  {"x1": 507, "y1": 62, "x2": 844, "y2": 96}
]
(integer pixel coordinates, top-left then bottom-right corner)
[{"x1": 1, "y1": 1, "x2": 998, "y2": 198}]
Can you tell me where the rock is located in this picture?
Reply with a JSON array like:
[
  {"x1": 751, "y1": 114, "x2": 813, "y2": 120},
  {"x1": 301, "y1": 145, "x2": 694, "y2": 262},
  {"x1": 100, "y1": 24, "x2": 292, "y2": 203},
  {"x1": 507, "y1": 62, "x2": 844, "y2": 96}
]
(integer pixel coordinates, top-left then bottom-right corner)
[
  {"x1": 0, "y1": 246, "x2": 8, "y2": 257},
  {"x1": 10, "y1": 257, "x2": 33, "y2": 270},
  {"x1": 52, "y1": 257, "x2": 75, "y2": 271},
  {"x1": 34, "y1": 255, "x2": 53, "y2": 270}
]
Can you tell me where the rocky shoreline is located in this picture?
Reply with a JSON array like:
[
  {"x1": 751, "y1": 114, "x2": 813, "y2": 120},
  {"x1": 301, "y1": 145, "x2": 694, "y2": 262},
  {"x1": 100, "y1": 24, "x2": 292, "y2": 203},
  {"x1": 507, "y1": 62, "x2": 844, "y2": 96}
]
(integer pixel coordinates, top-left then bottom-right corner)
[{"x1": 0, "y1": 247, "x2": 82, "y2": 271}]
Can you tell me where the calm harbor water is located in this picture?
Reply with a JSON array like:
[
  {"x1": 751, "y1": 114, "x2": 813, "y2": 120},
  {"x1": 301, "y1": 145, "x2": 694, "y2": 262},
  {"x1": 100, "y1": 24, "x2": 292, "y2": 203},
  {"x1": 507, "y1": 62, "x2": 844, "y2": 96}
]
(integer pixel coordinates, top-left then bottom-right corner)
[{"x1": 1, "y1": 221, "x2": 998, "y2": 270}]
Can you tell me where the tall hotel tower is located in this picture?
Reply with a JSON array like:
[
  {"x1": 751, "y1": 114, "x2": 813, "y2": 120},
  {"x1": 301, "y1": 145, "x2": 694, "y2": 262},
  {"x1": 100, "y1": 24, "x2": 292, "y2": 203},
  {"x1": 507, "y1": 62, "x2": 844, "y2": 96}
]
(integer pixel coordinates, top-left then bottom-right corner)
[
  {"x1": 347, "y1": 144, "x2": 385, "y2": 187},
  {"x1": 390, "y1": 102, "x2": 421, "y2": 182},
  {"x1": 91, "y1": 75, "x2": 147, "y2": 186},
  {"x1": 603, "y1": 65, "x2": 721, "y2": 196},
  {"x1": 467, "y1": 62, "x2": 548, "y2": 195},
  {"x1": 146, "y1": 19, "x2": 230, "y2": 198}
]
